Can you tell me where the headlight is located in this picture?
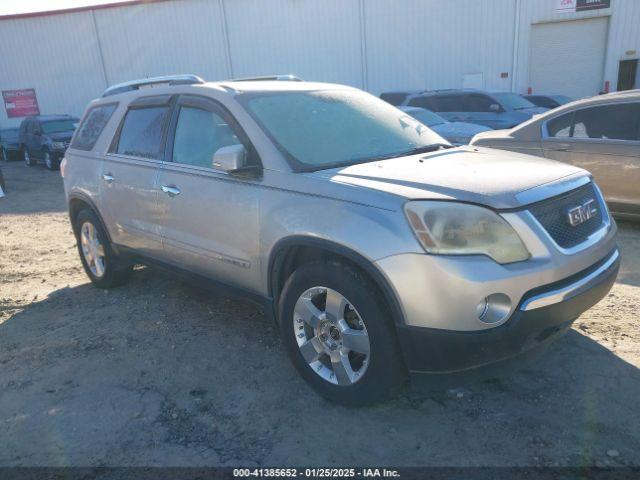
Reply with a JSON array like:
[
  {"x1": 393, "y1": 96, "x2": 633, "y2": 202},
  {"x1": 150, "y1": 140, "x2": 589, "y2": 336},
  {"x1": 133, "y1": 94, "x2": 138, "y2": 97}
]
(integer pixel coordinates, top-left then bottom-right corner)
[
  {"x1": 51, "y1": 141, "x2": 66, "y2": 149},
  {"x1": 404, "y1": 201, "x2": 530, "y2": 264}
]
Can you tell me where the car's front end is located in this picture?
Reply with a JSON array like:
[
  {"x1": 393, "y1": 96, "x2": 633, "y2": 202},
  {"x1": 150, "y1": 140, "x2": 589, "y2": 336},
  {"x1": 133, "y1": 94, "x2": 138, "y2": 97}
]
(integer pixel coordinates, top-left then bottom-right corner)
[
  {"x1": 377, "y1": 174, "x2": 618, "y2": 372},
  {"x1": 236, "y1": 82, "x2": 619, "y2": 390},
  {"x1": 311, "y1": 142, "x2": 618, "y2": 374},
  {"x1": 44, "y1": 133, "x2": 73, "y2": 160}
]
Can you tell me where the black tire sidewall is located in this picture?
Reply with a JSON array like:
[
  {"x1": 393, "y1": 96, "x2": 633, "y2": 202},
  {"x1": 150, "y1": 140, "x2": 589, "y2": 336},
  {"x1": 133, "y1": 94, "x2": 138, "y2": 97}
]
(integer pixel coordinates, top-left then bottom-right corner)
[
  {"x1": 279, "y1": 261, "x2": 406, "y2": 405},
  {"x1": 44, "y1": 150, "x2": 56, "y2": 170}
]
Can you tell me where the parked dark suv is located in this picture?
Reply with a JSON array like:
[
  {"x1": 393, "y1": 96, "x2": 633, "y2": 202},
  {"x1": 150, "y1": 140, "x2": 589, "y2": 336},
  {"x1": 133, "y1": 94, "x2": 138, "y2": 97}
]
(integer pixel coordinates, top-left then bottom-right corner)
[{"x1": 19, "y1": 115, "x2": 79, "y2": 170}]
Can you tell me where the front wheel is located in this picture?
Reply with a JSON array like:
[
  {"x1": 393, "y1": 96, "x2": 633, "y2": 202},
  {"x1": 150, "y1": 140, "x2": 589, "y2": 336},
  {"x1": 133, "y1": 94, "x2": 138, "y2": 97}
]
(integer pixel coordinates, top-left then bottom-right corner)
[
  {"x1": 44, "y1": 150, "x2": 58, "y2": 170},
  {"x1": 74, "y1": 209, "x2": 132, "y2": 288},
  {"x1": 279, "y1": 261, "x2": 407, "y2": 405},
  {"x1": 23, "y1": 148, "x2": 34, "y2": 166}
]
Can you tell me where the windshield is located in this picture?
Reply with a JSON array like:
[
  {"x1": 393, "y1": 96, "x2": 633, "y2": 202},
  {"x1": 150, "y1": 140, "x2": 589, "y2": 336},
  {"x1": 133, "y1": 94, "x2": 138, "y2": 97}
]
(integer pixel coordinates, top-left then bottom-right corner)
[
  {"x1": 408, "y1": 109, "x2": 447, "y2": 127},
  {"x1": 553, "y1": 95, "x2": 573, "y2": 105},
  {"x1": 41, "y1": 120, "x2": 77, "y2": 134},
  {"x1": 240, "y1": 89, "x2": 447, "y2": 170},
  {"x1": 492, "y1": 93, "x2": 536, "y2": 110}
]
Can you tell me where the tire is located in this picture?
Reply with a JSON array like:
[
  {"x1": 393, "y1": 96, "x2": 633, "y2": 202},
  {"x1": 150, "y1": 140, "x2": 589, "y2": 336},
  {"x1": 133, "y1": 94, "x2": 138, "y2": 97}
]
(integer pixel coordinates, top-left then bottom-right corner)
[
  {"x1": 23, "y1": 147, "x2": 34, "y2": 166},
  {"x1": 278, "y1": 260, "x2": 407, "y2": 405},
  {"x1": 0, "y1": 147, "x2": 6, "y2": 162},
  {"x1": 43, "y1": 150, "x2": 58, "y2": 170},
  {"x1": 74, "y1": 208, "x2": 132, "y2": 289}
]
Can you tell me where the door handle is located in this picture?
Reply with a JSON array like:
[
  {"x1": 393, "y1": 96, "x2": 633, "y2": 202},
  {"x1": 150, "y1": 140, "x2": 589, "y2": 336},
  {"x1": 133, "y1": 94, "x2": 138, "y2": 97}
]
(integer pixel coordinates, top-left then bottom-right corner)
[
  {"x1": 102, "y1": 173, "x2": 115, "y2": 184},
  {"x1": 161, "y1": 184, "x2": 181, "y2": 197}
]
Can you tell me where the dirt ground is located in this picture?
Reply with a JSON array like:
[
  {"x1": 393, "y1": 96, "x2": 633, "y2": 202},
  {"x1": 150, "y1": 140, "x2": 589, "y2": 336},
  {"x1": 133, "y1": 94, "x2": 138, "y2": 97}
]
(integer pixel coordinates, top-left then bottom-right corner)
[{"x1": 1, "y1": 160, "x2": 639, "y2": 468}]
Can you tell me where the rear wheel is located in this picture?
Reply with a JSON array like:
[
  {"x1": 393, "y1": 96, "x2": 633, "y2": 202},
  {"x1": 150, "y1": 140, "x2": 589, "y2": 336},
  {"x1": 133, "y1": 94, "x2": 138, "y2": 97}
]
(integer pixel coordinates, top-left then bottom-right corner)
[
  {"x1": 279, "y1": 260, "x2": 407, "y2": 405},
  {"x1": 44, "y1": 150, "x2": 58, "y2": 170},
  {"x1": 74, "y1": 209, "x2": 132, "y2": 288}
]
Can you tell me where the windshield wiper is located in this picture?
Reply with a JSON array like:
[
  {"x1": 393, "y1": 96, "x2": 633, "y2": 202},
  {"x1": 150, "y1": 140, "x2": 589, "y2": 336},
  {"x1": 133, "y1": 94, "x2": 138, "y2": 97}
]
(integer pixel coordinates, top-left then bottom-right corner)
[{"x1": 402, "y1": 143, "x2": 454, "y2": 155}]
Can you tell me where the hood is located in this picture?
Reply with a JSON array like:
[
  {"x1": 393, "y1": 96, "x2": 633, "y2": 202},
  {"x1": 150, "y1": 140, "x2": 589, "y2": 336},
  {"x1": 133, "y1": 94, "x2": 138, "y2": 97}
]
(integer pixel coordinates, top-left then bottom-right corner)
[
  {"x1": 308, "y1": 146, "x2": 586, "y2": 209},
  {"x1": 431, "y1": 122, "x2": 491, "y2": 140}
]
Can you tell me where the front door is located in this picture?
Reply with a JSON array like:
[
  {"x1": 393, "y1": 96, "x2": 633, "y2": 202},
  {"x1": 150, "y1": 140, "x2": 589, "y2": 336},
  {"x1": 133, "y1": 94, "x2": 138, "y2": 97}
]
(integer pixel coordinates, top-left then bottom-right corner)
[
  {"x1": 156, "y1": 95, "x2": 262, "y2": 292},
  {"x1": 542, "y1": 102, "x2": 640, "y2": 215}
]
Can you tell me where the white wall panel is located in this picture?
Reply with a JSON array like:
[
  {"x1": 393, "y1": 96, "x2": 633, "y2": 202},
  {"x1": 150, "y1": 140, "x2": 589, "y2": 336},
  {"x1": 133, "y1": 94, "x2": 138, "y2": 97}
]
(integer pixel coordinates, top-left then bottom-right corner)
[
  {"x1": 363, "y1": 0, "x2": 516, "y2": 95},
  {"x1": 0, "y1": 0, "x2": 639, "y2": 128},
  {"x1": 223, "y1": 0, "x2": 363, "y2": 87},
  {"x1": 0, "y1": 11, "x2": 107, "y2": 126},
  {"x1": 94, "y1": 0, "x2": 230, "y2": 85}
]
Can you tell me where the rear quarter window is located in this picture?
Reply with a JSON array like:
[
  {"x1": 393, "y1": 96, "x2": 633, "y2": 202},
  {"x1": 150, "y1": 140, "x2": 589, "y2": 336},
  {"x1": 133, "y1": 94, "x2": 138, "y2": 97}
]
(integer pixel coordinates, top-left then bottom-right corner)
[{"x1": 72, "y1": 104, "x2": 118, "y2": 151}]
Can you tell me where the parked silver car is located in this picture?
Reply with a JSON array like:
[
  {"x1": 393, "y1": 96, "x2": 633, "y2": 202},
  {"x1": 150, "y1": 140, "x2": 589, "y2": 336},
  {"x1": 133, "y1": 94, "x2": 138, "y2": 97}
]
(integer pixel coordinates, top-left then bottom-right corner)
[
  {"x1": 399, "y1": 106, "x2": 491, "y2": 145},
  {"x1": 470, "y1": 90, "x2": 640, "y2": 220},
  {"x1": 62, "y1": 75, "x2": 619, "y2": 404}
]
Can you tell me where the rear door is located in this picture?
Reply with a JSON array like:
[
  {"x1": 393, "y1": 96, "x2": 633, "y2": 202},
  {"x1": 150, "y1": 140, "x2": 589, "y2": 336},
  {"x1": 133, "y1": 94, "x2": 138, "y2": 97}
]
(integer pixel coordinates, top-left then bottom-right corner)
[
  {"x1": 100, "y1": 95, "x2": 172, "y2": 257},
  {"x1": 156, "y1": 94, "x2": 262, "y2": 291},
  {"x1": 541, "y1": 102, "x2": 640, "y2": 214}
]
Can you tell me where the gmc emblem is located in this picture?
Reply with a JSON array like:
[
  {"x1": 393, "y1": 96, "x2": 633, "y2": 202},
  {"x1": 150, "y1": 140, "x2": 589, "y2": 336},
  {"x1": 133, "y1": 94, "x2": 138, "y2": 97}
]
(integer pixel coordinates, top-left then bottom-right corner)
[{"x1": 567, "y1": 199, "x2": 598, "y2": 227}]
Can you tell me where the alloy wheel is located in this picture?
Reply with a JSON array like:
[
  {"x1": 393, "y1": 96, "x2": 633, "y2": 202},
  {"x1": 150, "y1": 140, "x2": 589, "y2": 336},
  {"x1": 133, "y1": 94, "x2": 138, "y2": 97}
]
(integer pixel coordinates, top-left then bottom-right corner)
[
  {"x1": 293, "y1": 286, "x2": 370, "y2": 386},
  {"x1": 80, "y1": 221, "x2": 106, "y2": 278}
]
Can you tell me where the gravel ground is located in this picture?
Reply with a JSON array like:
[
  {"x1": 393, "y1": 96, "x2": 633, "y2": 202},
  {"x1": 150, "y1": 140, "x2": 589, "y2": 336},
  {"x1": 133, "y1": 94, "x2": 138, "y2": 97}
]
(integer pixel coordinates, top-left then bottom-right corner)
[{"x1": 0, "y1": 160, "x2": 639, "y2": 467}]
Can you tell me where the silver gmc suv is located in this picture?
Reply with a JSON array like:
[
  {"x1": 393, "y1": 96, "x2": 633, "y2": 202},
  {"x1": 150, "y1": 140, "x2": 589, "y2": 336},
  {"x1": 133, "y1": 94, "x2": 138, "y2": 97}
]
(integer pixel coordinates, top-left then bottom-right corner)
[{"x1": 62, "y1": 75, "x2": 619, "y2": 405}]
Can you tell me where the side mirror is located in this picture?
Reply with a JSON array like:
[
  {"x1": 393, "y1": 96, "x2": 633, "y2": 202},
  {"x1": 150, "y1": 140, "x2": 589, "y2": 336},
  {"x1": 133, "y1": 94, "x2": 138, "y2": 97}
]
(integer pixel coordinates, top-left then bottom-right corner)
[
  {"x1": 489, "y1": 103, "x2": 501, "y2": 112},
  {"x1": 212, "y1": 144, "x2": 246, "y2": 172}
]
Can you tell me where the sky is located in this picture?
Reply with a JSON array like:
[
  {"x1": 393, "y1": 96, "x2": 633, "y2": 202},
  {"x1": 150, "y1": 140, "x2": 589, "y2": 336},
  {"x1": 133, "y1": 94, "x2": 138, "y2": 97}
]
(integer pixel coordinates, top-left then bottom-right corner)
[{"x1": 0, "y1": 0, "x2": 137, "y2": 16}]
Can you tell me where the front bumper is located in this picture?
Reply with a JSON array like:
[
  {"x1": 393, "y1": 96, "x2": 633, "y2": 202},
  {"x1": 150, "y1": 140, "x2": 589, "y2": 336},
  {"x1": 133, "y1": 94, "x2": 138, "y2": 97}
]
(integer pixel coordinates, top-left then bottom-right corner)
[{"x1": 395, "y1": 248, "x2": 620, "y2": 372}]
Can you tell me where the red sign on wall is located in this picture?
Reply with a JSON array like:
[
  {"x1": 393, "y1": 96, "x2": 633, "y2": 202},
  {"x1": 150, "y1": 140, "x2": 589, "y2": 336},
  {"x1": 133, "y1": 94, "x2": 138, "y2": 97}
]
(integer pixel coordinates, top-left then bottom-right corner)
[{"x1": 2, "y1": 88, "x2": 40, "y2": 118}]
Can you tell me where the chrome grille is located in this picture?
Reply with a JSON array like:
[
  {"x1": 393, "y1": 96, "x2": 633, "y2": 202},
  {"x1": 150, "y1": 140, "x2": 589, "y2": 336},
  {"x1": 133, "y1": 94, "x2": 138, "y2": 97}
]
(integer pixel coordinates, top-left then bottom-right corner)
[{"x1": 528, "y1": 182, "x2": 605, "y2": 249}]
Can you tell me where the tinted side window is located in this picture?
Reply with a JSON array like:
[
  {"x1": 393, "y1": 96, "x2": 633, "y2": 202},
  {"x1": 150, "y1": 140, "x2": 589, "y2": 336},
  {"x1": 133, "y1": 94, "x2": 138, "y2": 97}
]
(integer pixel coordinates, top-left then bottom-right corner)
[
  {"x1": 380, "y1": 93, "x2": 408, "y2": 106},
  {"x1": 172, "y1": 106, "x2": 240, "y2": 168},
  {"x1": 408, "y1": 96, "x2": 438, "y2": 110},
  {"x1": 116, "y1": 106, "x2": 168, "y2": 159},
  {"x1": 529, "y1": 96, "x2": 557, "y2": 109},
  {"x1": 572, "y1": 103, "x2": 640, "y2": 141},
  {"x1": 464, "y1": 94, "x2": 496, "y2": 112},
  {"x1": 546, "y1": 112, "x2": 573, "y2": 138},
  {"x1": 435, "y1": 95, "x2": 465, "y2": 112},
  {"x1": 72, "y1": 104, "x2": 117, "y2": 151}
]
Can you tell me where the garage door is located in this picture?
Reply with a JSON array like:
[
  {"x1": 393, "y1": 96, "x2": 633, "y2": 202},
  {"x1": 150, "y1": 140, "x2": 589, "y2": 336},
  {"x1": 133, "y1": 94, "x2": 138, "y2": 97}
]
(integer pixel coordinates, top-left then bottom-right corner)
[{"x1": 529, "y1": 17, "x2": 609, "y2": 99}]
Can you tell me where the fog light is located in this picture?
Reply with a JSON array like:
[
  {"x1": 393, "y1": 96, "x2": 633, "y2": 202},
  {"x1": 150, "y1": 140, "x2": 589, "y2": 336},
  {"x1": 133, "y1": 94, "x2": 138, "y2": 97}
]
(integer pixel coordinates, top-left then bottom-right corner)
[{"x1": 476, "y1": 293, "x2": 511, "y2": 324}]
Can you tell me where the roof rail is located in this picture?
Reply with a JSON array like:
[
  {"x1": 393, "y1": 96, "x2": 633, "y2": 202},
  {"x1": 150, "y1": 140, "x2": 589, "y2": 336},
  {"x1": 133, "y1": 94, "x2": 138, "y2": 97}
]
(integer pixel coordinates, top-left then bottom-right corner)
[
  {"x1": 229, "y1": 74, "x2": 303, "y2": 82},
  {"x1": 606, "y1": 88, "x2": 640, "y2": 96},
  {"x1": 102, "y1": 74, "x2": 205, "y2": 97}
]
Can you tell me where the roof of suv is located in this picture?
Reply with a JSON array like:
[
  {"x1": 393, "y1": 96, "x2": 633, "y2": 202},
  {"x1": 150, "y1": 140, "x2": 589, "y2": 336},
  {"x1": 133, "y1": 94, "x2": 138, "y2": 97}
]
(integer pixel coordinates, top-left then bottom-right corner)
[{"x1": 212, "y1": 80, "x2": 357, "y2": 93}]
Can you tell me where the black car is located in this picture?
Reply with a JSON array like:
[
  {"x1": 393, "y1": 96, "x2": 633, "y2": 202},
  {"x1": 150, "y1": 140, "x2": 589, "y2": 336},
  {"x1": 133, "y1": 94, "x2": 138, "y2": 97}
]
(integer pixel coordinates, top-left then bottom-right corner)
[
  {"x1": 0, "y1": 127, "x2": 20, "y2": 161},
  {"x1": 522, "y1": 94, "x2": 573, "y2": 109},
  {"x1": 18, "y1": 115, "x2": 79, "y2": 170}
]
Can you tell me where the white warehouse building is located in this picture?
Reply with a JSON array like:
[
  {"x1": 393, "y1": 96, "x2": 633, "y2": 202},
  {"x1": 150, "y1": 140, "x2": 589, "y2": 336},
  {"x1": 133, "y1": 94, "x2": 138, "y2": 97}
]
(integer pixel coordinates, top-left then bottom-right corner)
[{"x1": 0, "y1": 0, "x2": 639, "y2": 126}]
